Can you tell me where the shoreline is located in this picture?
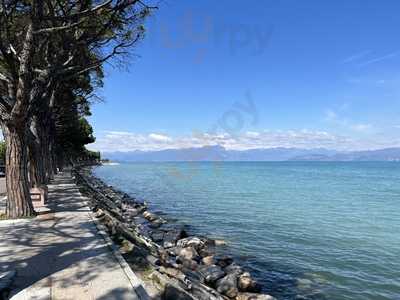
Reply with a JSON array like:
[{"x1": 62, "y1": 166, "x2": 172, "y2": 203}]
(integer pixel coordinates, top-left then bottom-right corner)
[{"x1": 75, "y1": 166, "x2": 276, "y2": 300}]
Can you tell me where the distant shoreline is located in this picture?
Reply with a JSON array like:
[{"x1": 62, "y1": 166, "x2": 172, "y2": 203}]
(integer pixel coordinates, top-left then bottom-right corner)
[{"x1": 100, "y1": 146, "x2": 400, "y2": 162}]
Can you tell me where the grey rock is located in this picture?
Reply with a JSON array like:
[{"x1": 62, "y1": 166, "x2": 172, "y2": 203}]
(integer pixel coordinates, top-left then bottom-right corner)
[
  {"x1": 167, "y1": 246, "x2": 183, "y2": 257},
  {"x1": 178, "y1": 247, "x2": 199, "y2": 261},
  {"x1": 177, "y1": 237, "x2": 205, "y2": 250},
  {"x1": 216, "y1": 273, "x2": 239, "y2": 298},
  {"x1": 143, "y1": 211, "x2": 158, "y2": 222},
  {"x1": 179, "y1": 267, "x2": 202, "y2": 282},
  {"x1": 215, "y1": 255, "x2": 233, "y2": 268},
  {"x1": 198, "y1": 265, "x2": 225, "y2": 285},
  {"x1": 163, "y1": 229, "x2": 188, "y2": 248},
  {"x1": 190, "y1": 283, "x2": 226, "y2": 300},
  {"x1": 224, "y1": 263, "x2": 244, "y2": 276},
  {"x1": 238, "y1": 273, "x2": 262, "y2": 293},
  {"x1": 201, "y1": 255, "x2": 216, "y2": 266},
  {"x1": 198, "y1": 246, "x2": 214, "y2": 258},
  {"x1": 178, "y1": 258, "x2": 199, "y2": 271}
]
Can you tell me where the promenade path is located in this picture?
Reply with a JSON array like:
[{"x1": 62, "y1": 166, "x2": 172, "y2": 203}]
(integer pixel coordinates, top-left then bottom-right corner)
[{"x1": 0, "y1": 172, "x2": 149, "y2": 300}]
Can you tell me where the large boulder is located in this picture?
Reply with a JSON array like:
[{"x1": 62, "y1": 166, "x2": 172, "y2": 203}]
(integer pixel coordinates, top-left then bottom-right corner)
[
  {"x1": 143, "y1": 211, "x2": 158, "y2": 222},
  {"x1": 167, "y1": 246, "x2": 183, "y2": 257},
  {"x1": 163, "y1": 229, "x2": 188, "y2": 248},
  {"x1": 198, "y1": 246, "x2": 214, "y2": 258},
  {"x1": 236, "y1": 293, "x2": 276, "y2": 300},
  {"x1": 178, "y1": 247, "x2": 200, "y2": 261},
  {"x1": 202, "y1": 256, "x2": 216, "y2": 266},
  {"x1": 177, "y1": 237, "x2": 206, "y2": 250},
  {"x1": 215, "y1": 255, "x2": 234, "y2": 268},
  {"x1": 198, "y1": 265, "x2": 226, "y2": 285},
  {"x1": 216, "y1": 273, "x2": 239, "y2": 298},
  {"x1": 224, "y1": 263, "x2": 244, "y2": 276},
  {"x1": 179, "y1": 258, "x2": 199, "y2": 271},
  {"x1": 238, "y1": 273, "x2": 262, "y2": 293}
]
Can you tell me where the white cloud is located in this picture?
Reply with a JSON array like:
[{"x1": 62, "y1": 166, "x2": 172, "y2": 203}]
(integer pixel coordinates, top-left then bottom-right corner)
[
  {"x1": 87, "y1": 129, "x2": 398, "y2": 153},
  {"x1": 245, "y1": 131, "x2": 260, "y2": 138},
  {"x1": 351, "y1": 123, "x2": 372, "y2": 132},
  {"x1": 148, "y1": 133, "x2": 172, "y2": 142}
]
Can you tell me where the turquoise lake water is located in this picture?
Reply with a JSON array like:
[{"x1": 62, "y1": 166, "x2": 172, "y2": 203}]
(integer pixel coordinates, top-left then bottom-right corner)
[{"x1": 94, "y1": 162, "x2": 400, "y2": 300}]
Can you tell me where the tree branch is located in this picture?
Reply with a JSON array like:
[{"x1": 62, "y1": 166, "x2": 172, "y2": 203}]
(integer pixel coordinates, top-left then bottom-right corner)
[
  {"x1": 42, "y1": 0, "x2": 113, "y2": 21},
  {"x1": 34, "y1": 19, "x2": 86, "y2": 34}
]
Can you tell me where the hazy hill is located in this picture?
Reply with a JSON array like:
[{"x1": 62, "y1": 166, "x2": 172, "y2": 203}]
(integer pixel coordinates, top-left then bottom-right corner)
[{"x1": 101, "y1": 146, "x2": 400, "y2": 162}]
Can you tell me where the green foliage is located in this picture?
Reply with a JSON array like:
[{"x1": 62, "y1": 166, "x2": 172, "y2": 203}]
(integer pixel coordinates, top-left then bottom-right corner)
[
  {"x1": 85, "y1": 149, "x2": 101, "y2": 162},
  {"x1": 78, "y1": 118, "x2": 96, "y2": 145}
]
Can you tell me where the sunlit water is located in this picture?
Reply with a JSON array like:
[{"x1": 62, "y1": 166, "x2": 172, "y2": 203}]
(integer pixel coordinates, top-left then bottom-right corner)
[{"x1": 94, "y1": 162, "x2": 400, "y2": 300}]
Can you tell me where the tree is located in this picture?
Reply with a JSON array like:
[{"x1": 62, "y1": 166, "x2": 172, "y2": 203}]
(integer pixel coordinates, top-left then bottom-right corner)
[{"x1": 0, "y1": 0, "x2": 154, "y2": 218}]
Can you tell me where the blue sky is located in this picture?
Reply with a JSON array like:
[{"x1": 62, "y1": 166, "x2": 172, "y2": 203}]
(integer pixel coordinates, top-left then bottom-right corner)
[{"x1": 89, "y1": 0, "x2": 400, "y2": 152}]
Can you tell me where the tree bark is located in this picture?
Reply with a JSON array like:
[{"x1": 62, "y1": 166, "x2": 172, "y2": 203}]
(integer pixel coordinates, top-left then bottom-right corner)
[
  {"x1": 3, "y1": 125, "x2": 35, "y2": 218},
  {"x1": 3, "y1": 22, "x2": 36, "y2": 218},
  {"x1": 40, "y1": 117, "x2": 55, "y2": 181},
  {"x1": 28, "y1": 117, "x2": 47, "y2": 186}
]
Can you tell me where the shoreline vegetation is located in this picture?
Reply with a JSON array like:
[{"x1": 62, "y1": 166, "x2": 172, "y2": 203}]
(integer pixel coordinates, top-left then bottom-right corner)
[{"x1": 75, "y1": 166, "x2": 276, "y2": 300}]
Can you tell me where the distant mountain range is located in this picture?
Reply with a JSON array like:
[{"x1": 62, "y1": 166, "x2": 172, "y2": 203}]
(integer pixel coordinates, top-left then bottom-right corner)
[{"x1": 102, "y1": 146, "x2": 400, "y2": 162}]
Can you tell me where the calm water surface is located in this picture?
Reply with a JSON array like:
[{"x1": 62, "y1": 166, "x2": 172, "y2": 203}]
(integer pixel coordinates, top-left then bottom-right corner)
[{"x1": 94, "y1": 162, "x2": 400, "y2": 300}]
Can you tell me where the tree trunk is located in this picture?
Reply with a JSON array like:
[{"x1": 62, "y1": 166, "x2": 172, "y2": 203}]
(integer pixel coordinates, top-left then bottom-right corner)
[
  {"x1": 28, "y1": 114, "x2": 55, "y2": 185},
  {"x1": 28, "y1": 118, "x2": 47, "y2": 187},
  {"x1": 41, "y1": 120, "x2": 55, "y2": 180},
  {"x1": 4, "y1": 125, "x2": 35, "y2": 218}
]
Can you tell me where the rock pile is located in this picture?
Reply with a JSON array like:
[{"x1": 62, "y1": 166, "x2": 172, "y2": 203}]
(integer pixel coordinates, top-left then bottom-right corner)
[{"x1": 75, "y1": 168, "x2": 276, "y2": 300}]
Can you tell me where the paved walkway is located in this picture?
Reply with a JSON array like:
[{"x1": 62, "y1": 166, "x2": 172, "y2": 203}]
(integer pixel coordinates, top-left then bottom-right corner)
[{"x1": 0, "y1": 172, "x2": 147, "y2": 300}]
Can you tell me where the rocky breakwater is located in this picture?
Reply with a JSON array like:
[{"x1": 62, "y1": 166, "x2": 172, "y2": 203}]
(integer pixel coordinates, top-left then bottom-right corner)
[{"x1": 74, "y1": 168, "x2": 276, "y2": 300}]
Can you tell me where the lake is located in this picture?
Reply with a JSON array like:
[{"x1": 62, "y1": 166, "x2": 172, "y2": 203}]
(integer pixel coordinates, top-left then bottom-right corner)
[{"x1": 94, "y1": 162, "x2": 400, "y2": 300}]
